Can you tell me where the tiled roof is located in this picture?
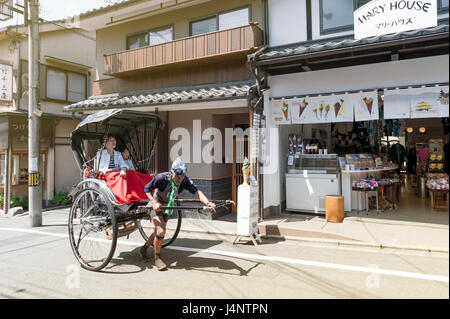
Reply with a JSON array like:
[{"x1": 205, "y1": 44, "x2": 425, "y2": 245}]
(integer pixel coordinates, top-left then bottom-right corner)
[
  {"x1": 64, "y1": 81, "x2": 254, "y2": 111},
  {"x1": 258, "y1": 24, "x2": 449, "y2": 61}
]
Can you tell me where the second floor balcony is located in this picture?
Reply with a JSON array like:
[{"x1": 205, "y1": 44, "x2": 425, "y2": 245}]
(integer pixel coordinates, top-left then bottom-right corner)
[{"x1": 103, "y1": 23, "x2": 263, "y2": 77}]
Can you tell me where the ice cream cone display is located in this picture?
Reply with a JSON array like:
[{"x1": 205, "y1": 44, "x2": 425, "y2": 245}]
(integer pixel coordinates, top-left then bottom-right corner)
[
  {"x1": 334, "y1": 101, "x2": 342, "y2": 117},
  {"x1": 319, "y1": 104, "x2": 324, "y2": 119},
  {"x1": 282, "y1": 101, "x2": 289, "y2": 121},
  {"x1": 299, "y1": 99, "x2": 308, "y2": 118},
  {"x1": 363, "y1": 97, "x2": 374, "y2": 114},
  {"x1": 325, "y1": 104, "x2": 330, "y2": 118},
  {"x1": 312, "y1": 107, "x2": 318, "y2": 119}
]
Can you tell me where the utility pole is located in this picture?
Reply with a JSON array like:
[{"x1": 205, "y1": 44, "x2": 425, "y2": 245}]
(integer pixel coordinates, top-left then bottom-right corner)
[{"x1": 28, "y1": 0, "x2": 42, "y2": 227}]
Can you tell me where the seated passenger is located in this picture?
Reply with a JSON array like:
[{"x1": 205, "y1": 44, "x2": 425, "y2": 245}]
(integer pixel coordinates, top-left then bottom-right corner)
[
  {"x1": 122, "y1": 148, "x2": 135, "y2": 170},
  {"x1": 95, "y1": 135, "x2": 128, "y2": 177}
]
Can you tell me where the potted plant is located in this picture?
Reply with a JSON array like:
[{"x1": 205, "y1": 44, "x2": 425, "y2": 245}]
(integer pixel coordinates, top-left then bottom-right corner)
[{"x1": 241, "y1": 157, "x2": 251, "y2": 187}]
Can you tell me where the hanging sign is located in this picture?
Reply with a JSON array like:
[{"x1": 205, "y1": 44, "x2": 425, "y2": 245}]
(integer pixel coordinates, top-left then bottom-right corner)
[
  {"x1": 384, "y1": 88, "x2": 411, "y2": 119},
  {"x1": 410, "y1": 86, "x2": 441, "y2": 118},
  {"x1": 354, "y1": 0, "x2": 438, "y2": 40},
  {"x1": 330, "y1": 94, "x2": 354, "y2": 123},
  {"x1": 271, "y1": 98, "x2": 291, "y2": 124},
  {"x1": 353, "y1": 90, "x2": 380, "y2": 121},
  {"x1": 438, "y1": 86, "x2": 449, "y2": 118},
  {"x1": 290, "y1": 98, "x2": 312, "y2": 124},
  {"x1": 309, "y1": 96, "x2": 333, "y2": 123},
  {"x1": 0, "y1": 63, "x2": 13, "y2": 102}
]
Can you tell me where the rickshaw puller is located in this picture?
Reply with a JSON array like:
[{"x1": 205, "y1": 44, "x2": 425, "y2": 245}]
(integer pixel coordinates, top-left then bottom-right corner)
[{"x1": 140, "y1": 158, "x2": 216, "y2": 271}]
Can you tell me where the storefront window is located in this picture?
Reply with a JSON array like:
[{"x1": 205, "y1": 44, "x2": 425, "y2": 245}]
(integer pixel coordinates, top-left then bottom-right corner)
[{"x1": 0, "y1": 152, "x2": 46, "y2": 187}]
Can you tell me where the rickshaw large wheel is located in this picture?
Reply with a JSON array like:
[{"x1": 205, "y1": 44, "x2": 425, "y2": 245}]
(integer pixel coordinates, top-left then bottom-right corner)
[
  {"x1": 137, "y1": 203, "x2": 182, "y2": 248},
  {"x1": 68, "y1": 187, "x2": 118, "y2": 272}
]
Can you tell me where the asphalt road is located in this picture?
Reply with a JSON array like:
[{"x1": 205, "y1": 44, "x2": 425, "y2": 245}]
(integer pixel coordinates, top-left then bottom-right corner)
[{"x1": 0, "y1": 211, "x2": 448, "y2": 299}]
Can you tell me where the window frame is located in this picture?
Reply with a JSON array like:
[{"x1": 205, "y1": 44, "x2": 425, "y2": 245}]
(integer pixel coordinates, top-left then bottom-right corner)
[
  {"x1": 189, "y1": 5, "x2": 251, "y2": 36},
  {"x1": 319, "y1": 0, "x2": 368, "y2": 35},
  {"x1": 0, "y1": 150, "x2": 47, "y2": 187},
  {"x1": 44, "y1": 66, "x2": 88, "y2": 104},
  {"x1": 125, "y1": 24, "x2": 174, "y2": 50}
]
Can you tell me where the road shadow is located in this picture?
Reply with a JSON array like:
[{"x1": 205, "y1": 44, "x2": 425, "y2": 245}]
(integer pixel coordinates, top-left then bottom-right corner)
[
  {"x1": 102, "y1": 238, "x2": 262, "y2": 276},
  {"x1": 102, "y1": 247, "x2": 154, "y2": 274}
]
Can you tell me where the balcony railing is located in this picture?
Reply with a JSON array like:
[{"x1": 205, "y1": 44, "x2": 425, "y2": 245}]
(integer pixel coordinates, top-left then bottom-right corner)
[{"x1": 104, "y1": 23, "x2": 263, "y2": 77}]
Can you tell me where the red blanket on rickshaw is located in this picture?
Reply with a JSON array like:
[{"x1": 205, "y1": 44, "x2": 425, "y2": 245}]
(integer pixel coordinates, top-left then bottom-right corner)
[{"x1": 100, "y1": 170, "x2": 153, "y2": 204}]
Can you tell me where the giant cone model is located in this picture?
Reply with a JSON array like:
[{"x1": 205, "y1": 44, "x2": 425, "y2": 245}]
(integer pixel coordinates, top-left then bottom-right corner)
[{"x1": 241, "y1": 157, "x2": 251, "y2": 187}]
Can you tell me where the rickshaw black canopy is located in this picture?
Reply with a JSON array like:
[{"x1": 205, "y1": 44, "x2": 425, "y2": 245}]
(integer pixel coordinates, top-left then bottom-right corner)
[{"x1": 71, "y1": 109, "x2": 164, "y2": 171}]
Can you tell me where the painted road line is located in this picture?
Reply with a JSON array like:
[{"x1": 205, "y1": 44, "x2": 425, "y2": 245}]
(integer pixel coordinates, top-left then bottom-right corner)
[{"x1": 0, "y1": 227, "x2": 448, "y2": 283}]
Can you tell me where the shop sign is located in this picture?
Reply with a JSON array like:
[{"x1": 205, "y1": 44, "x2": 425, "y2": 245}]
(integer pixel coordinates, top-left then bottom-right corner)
[
  {"x1": 354, "y1": 0, "x2": 438, "y2": 40},
  {"x1": 0, "y1": 63, "x2": 13, "y2": 102}
]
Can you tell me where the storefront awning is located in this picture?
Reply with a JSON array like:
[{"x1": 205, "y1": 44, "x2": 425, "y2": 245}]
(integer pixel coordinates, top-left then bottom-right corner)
[
  {"x1": 64, "y1": 81, "x2": 255, "y2": 112},
  {"x1": 256, "y1": 24, "x2": 449, "y2": 73}
]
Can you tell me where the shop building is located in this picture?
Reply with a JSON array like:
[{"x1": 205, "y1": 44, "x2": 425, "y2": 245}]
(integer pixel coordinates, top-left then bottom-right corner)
[
  {"x1": 63, "y1": 0, "x2": 267, "y2": 218},
  {"x1": 0, "y1": 22, "x2": 96, "y2": 213},
  {"x1": 250, "y1": 0, "x2": 449, "y2": 220}
]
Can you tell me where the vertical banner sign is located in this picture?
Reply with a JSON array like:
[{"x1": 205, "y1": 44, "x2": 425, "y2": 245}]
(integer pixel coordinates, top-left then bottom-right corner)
[
  {"x1": 410, "y1": 86, "x2": 441, "y2": 118},
  {"x1": 271, "y1": 98, "x2": 291, "y2": 125},
  {"x1": 438, "y1": 86, "x2": 449, "y2": 118},
  {"x1": 290, "y1": 97, "x2": 312, "y2": 124},
  {"x1": 384, "y1": 88, "x2": 411, "y2": 119},
  {"x1": 354, "y1": 0, "x2": 437, "y2": 40},
  {"x1": 0, "y1": 64, "x2": 13, "y2": 102},
  {"x1": 353, "y1": 90, "x2": 380, "y2": 121},
  {"x1": 330, "y1": 94, "x2": 354, "y2": 123}
]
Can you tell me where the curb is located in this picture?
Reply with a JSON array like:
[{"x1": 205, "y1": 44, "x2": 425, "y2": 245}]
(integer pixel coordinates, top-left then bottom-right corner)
[
  {"x1": 166, "y1": 225, "x2": 449, "y2": 254},
  {"x1": 259, "y1": 234, "x2": 449, "y2": 254}
]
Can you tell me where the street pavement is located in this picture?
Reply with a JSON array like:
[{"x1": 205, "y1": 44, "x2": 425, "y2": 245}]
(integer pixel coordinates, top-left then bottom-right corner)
[{"x1": 0, "y1": 210, "x2": 448, "y2": 299}]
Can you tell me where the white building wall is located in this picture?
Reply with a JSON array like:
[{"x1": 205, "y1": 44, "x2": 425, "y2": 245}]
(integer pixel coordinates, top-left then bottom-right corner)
[
  {"x1": 268, "y1": 0, "x2": 307, "y2": 47},
  {"x1": 268, "y1": 55, "x2": 449, "y2": 98}
]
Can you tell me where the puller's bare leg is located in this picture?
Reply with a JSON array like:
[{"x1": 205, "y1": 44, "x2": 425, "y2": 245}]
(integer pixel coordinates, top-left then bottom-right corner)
[
  {"x1": 153, "y1": 216, "x2": 167, "y2": 271},
  {"x1": 139, "y1": 231, "x2": 155, "y2": 262}
]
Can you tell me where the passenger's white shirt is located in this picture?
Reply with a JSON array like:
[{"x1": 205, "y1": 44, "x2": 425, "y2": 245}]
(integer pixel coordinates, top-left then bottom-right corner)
[
  {"x1": 124, "y1": 159, "x2": 135, "y2": 170},
  {"x1": 95, "y1": 149, "x2": 129, "y2": 173}
]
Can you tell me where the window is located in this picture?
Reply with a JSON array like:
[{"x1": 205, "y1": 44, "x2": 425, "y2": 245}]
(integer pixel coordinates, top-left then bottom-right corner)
[
  {"x1": 320, "y1": 0, "x2": 372, "y2": 35},
  {"x1": 439, "y1": 0, "x2": 449, "y2": 10},
  {"x1": 127, "y1": 33, "x2": 148, "y2": 50},
  {"x1": 68, "y1": 73, "x2": 86, "y2": 102},
  {"x1": 46, "y1": 69, "x2": 67, "y2": 101},
  {"x1": 190, "y1": 7, "x2": 250, "y2": 36},
  {"x1": 191, "y1": 16, "x2": 217, "y2": 36},
  {"x1": 320, "y1": 0, "x2": 354, "y2": 34},
  {"x1": 45, "y1": 67, "x2": 87, "y2": 103},
  {"x1": 126, "y1": 26, "x2": 173, "y2": 50}
]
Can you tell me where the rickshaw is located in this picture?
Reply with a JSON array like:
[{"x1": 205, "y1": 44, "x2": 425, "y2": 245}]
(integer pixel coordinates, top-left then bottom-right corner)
[{"x1": 68, "y1": 109, "x2": 233, "y2": 272}]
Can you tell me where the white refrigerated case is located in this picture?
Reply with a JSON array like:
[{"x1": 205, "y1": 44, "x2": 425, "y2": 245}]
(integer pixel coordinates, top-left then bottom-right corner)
[{"x1": 285, "y1": 154, "x2": 341, "y2": 214}]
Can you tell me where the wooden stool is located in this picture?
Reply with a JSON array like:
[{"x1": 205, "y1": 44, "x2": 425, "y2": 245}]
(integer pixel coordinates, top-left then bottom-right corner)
[
  {"x1": 325, "y1": 195, "x2": 345, "y2": 223},
  {"x1": 430, "y1": 190, "x2": 449, "y2": 210}
]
